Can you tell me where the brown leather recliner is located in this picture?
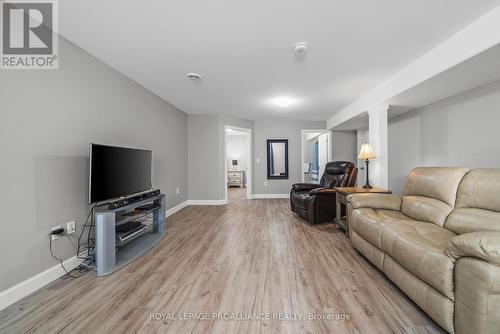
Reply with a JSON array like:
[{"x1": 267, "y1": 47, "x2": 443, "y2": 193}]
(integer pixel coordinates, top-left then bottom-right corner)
[{"x1": 290, "y1": 161, "x2": 357, "y2": 224}]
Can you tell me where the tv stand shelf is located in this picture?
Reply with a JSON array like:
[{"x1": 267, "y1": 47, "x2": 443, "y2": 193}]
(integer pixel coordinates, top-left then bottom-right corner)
[
  {"x1": 115, "y1": 206, "x2": 161, "y2": 227},
  {"x1": 94, "y1": 193, "x2": 166, "y2": 276}
]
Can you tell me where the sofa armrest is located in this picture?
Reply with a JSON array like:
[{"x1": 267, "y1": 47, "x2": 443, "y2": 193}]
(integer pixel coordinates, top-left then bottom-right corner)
[
  {"x1": 308, "y1": 188, "x2": 336, "y2": 196},
  {"x1": 292, "y1": 183, "x2": 322, "y2": 192},
  {"x1": 347, "y1": 193, "x2": 402, "y2": 211},
  {"x1": 445, "y1": 231, "x2": 500, "y2": 265}
]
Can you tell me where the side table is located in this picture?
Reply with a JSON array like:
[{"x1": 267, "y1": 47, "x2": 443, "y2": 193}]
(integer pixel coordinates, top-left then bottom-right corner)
[{"x1": 334, "y1": 187, "x2": 392, "y2": 234}]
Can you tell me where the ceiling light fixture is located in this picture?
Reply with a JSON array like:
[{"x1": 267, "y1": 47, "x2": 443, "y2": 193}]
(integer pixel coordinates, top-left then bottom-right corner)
[
  {"x1": 271, "y1": 96, "x2": 298, "y2": 108},
  {"x1": 293, "y1": 42, "x2": 309, "y2": 55},
  {"x1": 187, "y1": 72, "x2": 201, "y2": 81}
]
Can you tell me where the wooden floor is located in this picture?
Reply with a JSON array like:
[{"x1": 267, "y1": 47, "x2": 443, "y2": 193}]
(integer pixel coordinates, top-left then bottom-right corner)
[{"x1": 0, "y1": 188, "x2": 444, "y2": 334}]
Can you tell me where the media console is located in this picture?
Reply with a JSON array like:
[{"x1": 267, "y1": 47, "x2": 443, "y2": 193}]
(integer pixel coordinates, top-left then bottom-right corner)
[{"x1": 94, "y1": 191, "x2": 166, "y2": 276}]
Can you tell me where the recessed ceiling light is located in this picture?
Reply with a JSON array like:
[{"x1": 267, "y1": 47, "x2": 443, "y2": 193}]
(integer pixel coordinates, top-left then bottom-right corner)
[
  {"x1": 187, "y1": 72, "x2": 201, "y2": 81},
  {"x1": 271, "y1": 96, "x2": 298, "y2": 108}
]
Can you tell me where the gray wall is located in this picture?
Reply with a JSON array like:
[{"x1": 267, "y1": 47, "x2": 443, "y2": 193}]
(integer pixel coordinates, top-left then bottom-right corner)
[
  {"x1": 332, "y1": 130, "x2": 358, "y2": 164},
  {"x1": 253, "y1": 120, "x2": 326, "y2": 194},
  {"x1": 388, "y1": 79, "x2": 500, "y2": 194},
  {"x1": 187, "y1": 114, "x2": 254, "y2": 200},
  {"x1": 187, "y1": 115, "x2": 222, "y2": 200},
  {"x1": 227, "y1": 135, "x2": 249, "y2": 171},
  {"x1": 187, "y1": 116, "x2": 325, "y2": 198},
  {"x1": 0, "y1": 38, "x2": 188, "y2": 291}
]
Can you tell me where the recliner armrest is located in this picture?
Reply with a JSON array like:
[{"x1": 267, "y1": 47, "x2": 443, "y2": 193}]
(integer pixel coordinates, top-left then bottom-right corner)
[
  {"x1": 292, "y1": 183, "x2": 322, "y2": 192},
  {"x1": 308, "y1": 188, "x2": 336, "y2": 196},
  {"x1": 347, "y1": 193, "x2": 402, "y2": 211},
  {"x1": 445, "y1": 231, "x2": 500, "y2": 265}
]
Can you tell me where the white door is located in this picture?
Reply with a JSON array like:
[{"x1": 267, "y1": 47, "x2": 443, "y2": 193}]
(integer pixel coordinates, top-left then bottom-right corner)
[{"x1": 318, "y1": 133, "x2": 329, "y2": 179}]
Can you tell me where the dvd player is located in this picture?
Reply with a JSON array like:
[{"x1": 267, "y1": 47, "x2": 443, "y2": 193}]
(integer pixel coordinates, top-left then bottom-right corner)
[
  {"x1": 116, "y1": 221, "x2": 145, "y2": 242},
  {"x1": 117, "y1": 227, "x2": 145, "y2": 242}
]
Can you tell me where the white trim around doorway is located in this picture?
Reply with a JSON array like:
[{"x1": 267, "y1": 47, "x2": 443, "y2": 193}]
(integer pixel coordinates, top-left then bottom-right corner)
[
  {"x1": 224, "y1": 125, "x2": 252, "y2": 202},
  {"x1": 301, "y1": 129, "x2": 328, "y2": 183}
]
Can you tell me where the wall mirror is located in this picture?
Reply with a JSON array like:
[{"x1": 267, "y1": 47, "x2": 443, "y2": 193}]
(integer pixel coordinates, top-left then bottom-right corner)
[{"x1": 267, "y1": 139, "x2": 289, "y2": 179}]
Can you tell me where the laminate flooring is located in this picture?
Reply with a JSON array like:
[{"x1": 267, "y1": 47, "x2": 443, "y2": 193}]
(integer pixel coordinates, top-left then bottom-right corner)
[{"x1": 0, "y1": 188, "x2": 444, "y2": 334}]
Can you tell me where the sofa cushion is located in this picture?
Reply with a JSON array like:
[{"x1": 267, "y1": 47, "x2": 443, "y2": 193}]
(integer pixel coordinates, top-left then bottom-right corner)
[
  {"x1": 401, "y1": 167, "x2": 469, "y2": 226},
  {"x1": 403, "y1": 167, "x2": 470, "y2": 206},
  {"x1": 376, "y1": 209, "x2": 423, "y2": 222},
  {"x1": 446, "y1": 208, "x2": 500, "y2": 234},
  {"x1": 445, "y1": 168, "x2": 500, "y2": 234},
  {"x1": 350, "y1": 208, "x2": 394, "y2": 249},
  {"x1": 455, "y1": 168, "x2": 500, "y2": 211},
  {"x1": 350, "y1": 208, "x2": 425, "y2": 250},
  {"x1": 401, "y1": 196, "x2": 453, "y2": 227},
  {"x1": 381, "y1": 222, "x2": 457, "y2": 299}
]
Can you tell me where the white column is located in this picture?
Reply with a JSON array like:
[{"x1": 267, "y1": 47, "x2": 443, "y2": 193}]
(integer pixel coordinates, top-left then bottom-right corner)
[{"x1": 368, "y1": 105, "x2": 389, "y2": 188}]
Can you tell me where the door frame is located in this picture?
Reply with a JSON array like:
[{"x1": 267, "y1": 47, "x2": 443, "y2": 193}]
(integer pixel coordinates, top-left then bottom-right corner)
[
  {"x1": 301, "y1": 129, "x2": 329, "y2": 182},
  {"x1": 224, "y1": 125, "x2": 252, "y2": 201}
]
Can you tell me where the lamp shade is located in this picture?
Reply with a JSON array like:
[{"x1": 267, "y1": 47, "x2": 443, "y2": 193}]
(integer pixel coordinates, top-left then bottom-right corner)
[{"x1": 358, "y1": 143, "x2": 376, "y2": 160}]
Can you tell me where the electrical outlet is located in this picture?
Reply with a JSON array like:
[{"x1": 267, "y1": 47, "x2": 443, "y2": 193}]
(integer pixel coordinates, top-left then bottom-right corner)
[
  {"x1": 66, "y1": 221, "x2": 76, "y2": 234},
  {"x1": 51, "y1": 225, "x2": 63, "y2": 240},
  {"x1": 176, "y1": 187, "x2": 180, "y2": 195}
]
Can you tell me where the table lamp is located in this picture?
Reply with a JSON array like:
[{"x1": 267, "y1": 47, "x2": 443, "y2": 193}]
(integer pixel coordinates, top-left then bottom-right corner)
[{"x1": 358, "y1": 143, "x2": 376, "y2": 188}]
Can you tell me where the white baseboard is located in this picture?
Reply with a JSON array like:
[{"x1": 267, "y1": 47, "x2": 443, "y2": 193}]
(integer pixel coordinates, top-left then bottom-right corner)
[
  {"x1": 165, "y1": 200, "x2": 189, "y2": 217},
  {"x1": 0, "y1": 252, "x2": 86, "y2": 311},
  {"x1": 169, "y1": 195, "x2": 289, "y2": 209},
  {"x1": 187, "y1": 199, "x2": 227, "y2": 205},
  {"x1": 250, "y1": 194, "x2": 290, "y2": 199},
  {"x1": 165, "y1": 198, "x2": 228, "y2": 217}
]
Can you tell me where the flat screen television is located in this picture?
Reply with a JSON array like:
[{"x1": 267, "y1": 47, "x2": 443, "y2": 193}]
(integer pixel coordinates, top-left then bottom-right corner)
[{"x1": 89, "y1": 144, "x2": 152, "y2": 204}]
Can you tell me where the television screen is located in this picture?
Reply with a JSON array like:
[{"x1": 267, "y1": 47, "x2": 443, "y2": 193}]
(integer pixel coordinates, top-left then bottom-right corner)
[{"x1": 89, "y1": 144, "x2": 152, "y2": 204}]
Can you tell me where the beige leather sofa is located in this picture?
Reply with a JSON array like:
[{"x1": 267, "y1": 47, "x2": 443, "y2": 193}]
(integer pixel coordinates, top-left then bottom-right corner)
[{"x1": 347, "y1": 168, "x2": 500, "y2": 334}]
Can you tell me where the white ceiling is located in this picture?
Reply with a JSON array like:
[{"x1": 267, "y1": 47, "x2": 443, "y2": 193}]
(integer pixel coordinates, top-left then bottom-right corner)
[
  {"x1": 334, "y1": 43, "x2": 500, "y2": 130},
  {"x1": 59, "y1": 0, "x2": 500, "y2": 121}
]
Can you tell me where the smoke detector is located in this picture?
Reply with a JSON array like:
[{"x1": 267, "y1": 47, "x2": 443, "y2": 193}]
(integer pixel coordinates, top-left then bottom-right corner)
[
  {"x1": 187, "y1": 72, "x2": 202, "y2": 81},
  {"x1": 293, "y1": 42, "x2": 309, "y2": 55}
]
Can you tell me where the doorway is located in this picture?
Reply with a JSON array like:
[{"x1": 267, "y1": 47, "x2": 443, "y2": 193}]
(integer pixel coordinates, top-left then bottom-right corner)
[
  {"x1": 224, "y1": 125, "x2": 252, "y2": 202},
  {"x1": 301, "y1": 129, "x2": 331, "y2": 183}
]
